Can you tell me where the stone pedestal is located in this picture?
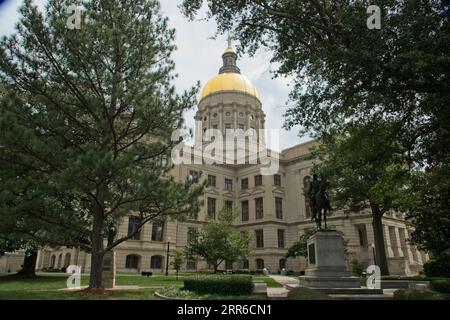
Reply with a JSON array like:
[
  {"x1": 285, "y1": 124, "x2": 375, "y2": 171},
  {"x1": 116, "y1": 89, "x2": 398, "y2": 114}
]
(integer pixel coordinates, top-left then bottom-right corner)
[
  {"x1": 102, "y1": 251, "x2": 116, "y2": 289},
  {"x1": 299, "y1": 230, "x2": 360, "y2": 288}
]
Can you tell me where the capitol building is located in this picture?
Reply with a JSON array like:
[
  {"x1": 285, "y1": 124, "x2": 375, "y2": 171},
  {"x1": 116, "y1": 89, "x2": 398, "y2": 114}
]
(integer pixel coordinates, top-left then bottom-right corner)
[{"x1": 32, "y1": 44, "x2": 429, "y2": 276}]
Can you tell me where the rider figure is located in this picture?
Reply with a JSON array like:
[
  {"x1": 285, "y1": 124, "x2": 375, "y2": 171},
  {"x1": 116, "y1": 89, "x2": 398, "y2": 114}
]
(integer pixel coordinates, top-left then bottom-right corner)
[{"x1": 308, "y1": 174, "x2": 320, "y2": 220}]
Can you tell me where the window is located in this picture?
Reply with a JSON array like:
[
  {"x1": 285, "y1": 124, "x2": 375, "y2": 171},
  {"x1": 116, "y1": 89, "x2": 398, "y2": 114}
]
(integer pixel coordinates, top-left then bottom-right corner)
[
  {"x1": 125, "y1": 255, "x2": 139, "y2": 269},
  {"x1": 57, "y1": 254, "x2": 62, "y2": 268},
  {"x1": 128, "y1": 216, "x2": 141, "y2": 240},
  {"x1": 255, "y1": 230, "x2": 264, "y2": 248},
  {"x1": 213, "y1": 113, "x2": 218, "y2": 118},
  {"x1": 241, "y1": 259, "x2": 249, "y2": 269},
  {"x1": 275, "y1": 197, "x2": 283, "y2": 219},
  {"x1": 188, "y1": 170, "x2": 199, "y2": 182},
  {"x1": 225, "y1": 200, "x2": 233, "y2": 212},
  {"x1": 64, "y1": 253, "x2": 71, "y2": 268},
  {"x1": 150, "y1": 255, "x2": 163, "y2": 269},
  {"x1": 303, "y1": 176, "x2": 312, "y2": 218},
  {"x1": 186, "y1": 260, "x2": 197, "y2": 270},
  {"x1": 50, "y1": 255, "x2": 56, "y2": 268},
  {"x1": 255, "y1": 198, "x2": 264, "y2": 219},
  {"x1": 212, "y1": 124, "x2": 218, "y2": 129},
  {"x1": 207, "y1": 197, "x2": 216, "y2": 219},
  {"x1": 238, "y1": 124, "x2": 245, "y2": 131},
  {"x1": 225, "y1": 123, "x2": 232, "y2": 130},
  {"x1": 207, "y1": 175, "x2": 216, "y2": 187},
  {"x1": 225, "y1": 260, "x2": 233, "y2": 270},
  {"x1": 241, "y1": 178, "x2": 248, "y2": 190},
  {"x1": 159, "y1": 154, "x2": 169, "y2": 168},
  {"x1": 357, "y1": 224, "x2": 368, "y2": 247},
  {"x1": 256, "y1": 259, "x2": 264, "y2": 269},
  {"x1": 226, "y1": 111, "x2": 231, "y2": 117},
  {"x1": 241, "y1": 200, "x2": 249, "y2": 222},
  {"x1": 279, "y1": 259, "x2": 286, "y2": 270},
  {"x1": 239, "y1": 112, "x2": 244, "y2": 117},
  {"x1": 224, "y1": 178, "x2": 233, "y2": 191},
  {"x1": 278, "y1": 229, "x2": 285, "y2": 248},
  {"x1": 151, "y1": 221, "x2": 164, "y2": 242},
  {"x1": 254, "y1": 175, "x2": 262, "y2": 187},
  {"x1": 187, "y1": 227, "x2": 197, "y2": 242},
  {"x1": 274, "y1": 174, "x2": 281, "y2": 186}
]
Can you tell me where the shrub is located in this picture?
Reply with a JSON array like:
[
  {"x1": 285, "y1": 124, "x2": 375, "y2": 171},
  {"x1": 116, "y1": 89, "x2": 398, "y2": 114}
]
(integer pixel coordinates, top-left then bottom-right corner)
[
  {"x1": 393, "y1": 289, "x2": 445, "y2": 300},
  {"x1": 184, "y1": 275, "x2": 254, "y2": 295},
  {"x1": 423, "y1": 255, "x2": 450, "y2": 277},
  {"x1": 350, "y1": 259, "x2": 365, "y2": 277},
  {"x1": 431, "y1": 279, "x2": 450, "y2": 294},
  {"x1": 287, "y1": 287, "x2": 332, "y2": 300}
]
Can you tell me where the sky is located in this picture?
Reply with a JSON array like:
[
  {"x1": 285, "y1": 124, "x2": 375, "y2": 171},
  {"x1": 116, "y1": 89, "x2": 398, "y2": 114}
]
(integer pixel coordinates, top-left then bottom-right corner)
[{"x1": 0, "y1": 0, "x2": 312, "y2": 151}]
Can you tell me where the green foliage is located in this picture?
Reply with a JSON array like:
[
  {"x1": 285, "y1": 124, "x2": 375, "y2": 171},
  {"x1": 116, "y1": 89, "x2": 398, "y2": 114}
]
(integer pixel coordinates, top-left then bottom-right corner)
[
  {"x1": 431, "y1": 279, "x2": 450, "y2": 294},
  {"x1": 183, "y1": 275, "x2": 254, "y2": 295},
  {"x1": 423, "y1": 256, "x2": 450, "y2": 278},
  {"x1": 185, "y1": 206, "x2": 251, "y2": 272},
  {"x1": 393, "y1": 289, "x2": 447, "y2": 300},
  {"x1": 285, "y1": 228, "x2": 315, "y2": 259},
  {"x1": 287, "y1": 287, "x2": 332, "y2": 300},
  {"x1": 0, "y1": 0, "x2": 204, "y2": 287},
  {"x1": 350, "y1": 259, "x2": 365, "y2": 277},
  {"x1": 170, "y1": 250, "x2": 185, "y2": 278}
]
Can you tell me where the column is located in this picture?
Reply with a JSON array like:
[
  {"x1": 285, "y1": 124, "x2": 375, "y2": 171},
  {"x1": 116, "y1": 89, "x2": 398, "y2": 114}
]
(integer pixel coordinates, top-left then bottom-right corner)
[{"x1": 383, "y1": 225, "x2": 394, "y2": 257}]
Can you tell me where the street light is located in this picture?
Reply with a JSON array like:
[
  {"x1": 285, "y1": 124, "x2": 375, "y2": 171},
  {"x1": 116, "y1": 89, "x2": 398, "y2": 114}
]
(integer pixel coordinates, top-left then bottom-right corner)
[{"x1": 165, "y1": 237, "x2": 172, "y2": 276}]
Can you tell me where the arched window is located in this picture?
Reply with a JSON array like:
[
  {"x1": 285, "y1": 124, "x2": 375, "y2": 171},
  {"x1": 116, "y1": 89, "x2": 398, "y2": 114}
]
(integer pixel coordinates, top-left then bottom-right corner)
[
  {"x1": 50, "y1": 255, "x2": 56, "y2": 268},
  {"x1": 303, "y1": 176, "x2": 312, "y2": 218},
  {"x1": 279, "y1": 259, "x2": 286, "y2": 270},
  {"x1": 125, "y1": 254, "x2": 140, "y2": 269},
  {"x1": 256, "y1": 259, "x2": 264, "y2": 270},
  {"x1": 241, "y1": 259, "x2": 249, "y2": 270},
  {"x1": 57, "y1": 254, "x2": 62, "y2": 268},
  {"x1": 64, "y1": 253, "x2": 71, "y2": 268},
  {"x1": 150, "y1": 255, "x2": 163, "y2": 269}
]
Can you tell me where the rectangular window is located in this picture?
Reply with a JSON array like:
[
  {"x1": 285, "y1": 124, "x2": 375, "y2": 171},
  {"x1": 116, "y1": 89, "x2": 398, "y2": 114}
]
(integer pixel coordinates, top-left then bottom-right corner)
[
  {"x1": 274, "y1": 174, "x2": 281, "y2": 186},
  {"x1": 278, "y1": 229, "x2": 285, "y2": 248},
  {"x1": 225, "y1": 200, "x2": 233, "y2": 212},
  {"x1": 151, "y1": 221, "x2": 164, "y2": 242},
  {"x1": 241, "y1": 178, "x2": 249, "y2": 190},
  {"x1": 241, "y1": 200, "x2": 249, "y2": 222},
  {"x1": 224, "y1": 178, "x2": 233, "y2": 191},
  {"x1": 127, "y1": 216, "x2": 141, "y2": 240},
  {"x1": 207, "y1": 175, "x2": 216, "y2": 187},
  {"x1": 254, "y1": 175, "x2": 262, "y2": 187},
  {"x1": 186, "y1": 260, "x2": 197, "y2": 270},
  {"x1": 207, "y1": 197, "x2": 216, "y2": 219},
  {"x1": 357, "y1": 224, "x2": 368, "y2": 247},
  {"x1": 225, "y1": 123, "x2": 232, "y2": 130},
  {"x1": 255, "y1": 197, "x2": 264, "y2": 219},
  {"x1": 212, "y1": 124, "x2": 218, "y2": 129},
  {"x1": 238, "y1": 124, "x2": 245, "y2": 131},
  {"x1": 275, "y1": 197, "x2": 283, "y2": 219},
  {"x1": 255, "y1": 230, "x2": 264, "y2": 248}
]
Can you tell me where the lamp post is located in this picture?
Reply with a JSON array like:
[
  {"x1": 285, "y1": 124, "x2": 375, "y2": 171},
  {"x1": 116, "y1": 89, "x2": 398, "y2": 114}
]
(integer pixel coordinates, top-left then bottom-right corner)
[{"x1": 165, "y1": 237, "x2": 172, "y2": 276}]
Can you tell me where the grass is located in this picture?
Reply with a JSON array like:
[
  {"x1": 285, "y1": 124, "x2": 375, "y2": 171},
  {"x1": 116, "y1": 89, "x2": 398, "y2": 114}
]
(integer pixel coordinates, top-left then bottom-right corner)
[{"x1": 0, "y1": 272, "x2": 280, "y2": 300}]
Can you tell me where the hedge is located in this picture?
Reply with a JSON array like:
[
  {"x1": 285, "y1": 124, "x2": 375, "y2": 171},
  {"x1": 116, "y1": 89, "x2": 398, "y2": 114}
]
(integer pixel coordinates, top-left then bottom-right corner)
[
  {"x1": 431, "y1": 279, "x2": 450, "y2": 294},
  {"x1": 423, "y1": 255, "x2": 450, "y2": 278},
  {"x1": 184, "y1": 275, "x2": 254, "y2": 295}
]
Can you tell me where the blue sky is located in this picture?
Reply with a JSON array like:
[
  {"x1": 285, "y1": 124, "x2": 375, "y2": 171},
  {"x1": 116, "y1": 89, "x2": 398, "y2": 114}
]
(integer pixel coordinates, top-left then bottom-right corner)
[{"x1": 0, "y1": 0, "x2": 312, "y2": 150}]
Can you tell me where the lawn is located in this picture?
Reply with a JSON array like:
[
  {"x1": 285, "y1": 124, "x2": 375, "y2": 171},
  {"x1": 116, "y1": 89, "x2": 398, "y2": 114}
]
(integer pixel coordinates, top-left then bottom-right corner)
[{"x1": 0, "y1": 272, "x2": 281, "y2": 300}]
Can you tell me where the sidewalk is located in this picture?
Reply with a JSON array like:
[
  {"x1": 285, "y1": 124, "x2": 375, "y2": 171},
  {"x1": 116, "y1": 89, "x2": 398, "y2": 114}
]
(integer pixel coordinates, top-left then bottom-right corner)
[{"x1": 266, "y1": 275, "x2": 299, "y2": 299}]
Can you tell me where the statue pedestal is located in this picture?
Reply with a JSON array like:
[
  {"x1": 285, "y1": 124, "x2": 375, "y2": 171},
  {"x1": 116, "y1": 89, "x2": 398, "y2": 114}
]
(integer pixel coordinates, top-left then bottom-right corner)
[
  {"x1": 299, "y1": 230, "x2": 360, "y2": 288},
  {"x1": 102, "y1": 251, "x2": 116, "y2": 289}
]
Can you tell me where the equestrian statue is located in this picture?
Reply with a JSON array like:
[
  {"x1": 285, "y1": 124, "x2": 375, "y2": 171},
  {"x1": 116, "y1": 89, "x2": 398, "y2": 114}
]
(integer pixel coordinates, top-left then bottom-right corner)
[{"x1": 307, "y1": 174, "x2": 333, "y2": 230}]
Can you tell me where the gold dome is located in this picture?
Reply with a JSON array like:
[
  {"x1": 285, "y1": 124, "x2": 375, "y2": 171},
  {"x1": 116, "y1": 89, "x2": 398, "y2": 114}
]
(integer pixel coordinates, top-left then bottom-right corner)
[{"x1": 200, "y1": 73, "x2": 260, "y2": 100}]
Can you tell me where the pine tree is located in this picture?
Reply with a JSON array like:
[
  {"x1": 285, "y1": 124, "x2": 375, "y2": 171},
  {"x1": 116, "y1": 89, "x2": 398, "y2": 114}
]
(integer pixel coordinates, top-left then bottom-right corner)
[{"x1": 0, "y1": 0, "x2": 203, "y2": 288}]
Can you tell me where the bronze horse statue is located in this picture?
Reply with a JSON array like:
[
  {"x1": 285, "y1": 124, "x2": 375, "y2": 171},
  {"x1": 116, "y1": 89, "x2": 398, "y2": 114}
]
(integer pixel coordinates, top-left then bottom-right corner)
[{"x1": 309, "y1": 176, "x2": 332, "y2": 230}]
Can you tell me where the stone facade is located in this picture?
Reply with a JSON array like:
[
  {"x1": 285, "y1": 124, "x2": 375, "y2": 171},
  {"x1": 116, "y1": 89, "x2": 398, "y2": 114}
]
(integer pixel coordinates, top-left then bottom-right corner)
[{"x1": 35, "y1": 45, "x2": 429, "y2": 276}]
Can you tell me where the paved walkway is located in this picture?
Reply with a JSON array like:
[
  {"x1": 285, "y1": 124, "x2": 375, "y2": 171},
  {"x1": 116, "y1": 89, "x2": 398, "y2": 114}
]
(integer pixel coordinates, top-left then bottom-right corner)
[{"x1": 266, "y1": 275, "x2": 299, "y2": 299}]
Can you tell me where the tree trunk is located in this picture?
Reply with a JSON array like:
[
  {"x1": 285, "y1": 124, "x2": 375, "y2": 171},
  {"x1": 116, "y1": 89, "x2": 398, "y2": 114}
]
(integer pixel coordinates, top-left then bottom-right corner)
[
  {"x1": 214, "y1": 264, "x2": 218, "y2": 274},
  {"x1": 17, "y1": 249, "x2": 37, "y2": 276},
  {"x1": 88, "y1": 205, "x2": 105, "y2": 289},
  {"x1": 371, "y1": 203, "x2": 390, "y2": 276}
]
